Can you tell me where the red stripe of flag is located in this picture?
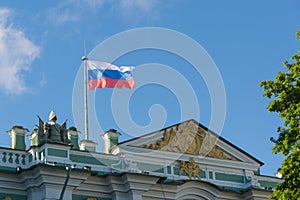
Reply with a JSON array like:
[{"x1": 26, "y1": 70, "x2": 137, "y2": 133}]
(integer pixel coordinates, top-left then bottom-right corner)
[{"x1": 88, "y1": 78, "x2": 135, "y2": 90}]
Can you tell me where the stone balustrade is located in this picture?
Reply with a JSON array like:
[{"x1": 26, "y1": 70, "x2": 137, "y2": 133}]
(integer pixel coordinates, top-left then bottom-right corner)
[{"x1": 0, "y1": 148, "x2": 34, "y2": 170}]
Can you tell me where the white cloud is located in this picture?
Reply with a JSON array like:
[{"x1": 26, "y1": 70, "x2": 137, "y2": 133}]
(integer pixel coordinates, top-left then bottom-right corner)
[
  {"x1": 120, "y1": 0, "x2": 158, "y2": 12},
  {"x1": 117, "y1": 0, "x2": 160, "y2": 22},
  {"x1": 47, "y1": 1, "x2": 81, "y2": 24},
  {"x1": 47, "y1": 0, "x2": 105, "y2": 24},
  {"x1": 39, "y1": 72, "x2": 47, "y2": 88},
  {"x1": 0, "y1": 8, "x2": 40, "y2": 95},
  {"x1": 47, "y1": 0, "x2": 160, "y2": 24}
]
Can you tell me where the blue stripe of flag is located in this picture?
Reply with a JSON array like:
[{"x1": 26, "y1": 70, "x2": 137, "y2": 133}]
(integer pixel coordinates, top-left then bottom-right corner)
[{"x1": 88, "y1": 69, "x2": 133, "y2": 80}]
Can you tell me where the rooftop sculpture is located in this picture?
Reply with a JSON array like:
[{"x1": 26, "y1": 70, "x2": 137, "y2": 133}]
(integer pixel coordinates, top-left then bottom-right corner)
[{"x1": 37, "y1": 111, "x2": 70, "y2": 144}]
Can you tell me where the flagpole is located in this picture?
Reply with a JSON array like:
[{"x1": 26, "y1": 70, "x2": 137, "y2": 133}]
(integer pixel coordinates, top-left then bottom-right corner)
[{"x1": 82, "y1": 55, "x2": 89, "y2": 140}]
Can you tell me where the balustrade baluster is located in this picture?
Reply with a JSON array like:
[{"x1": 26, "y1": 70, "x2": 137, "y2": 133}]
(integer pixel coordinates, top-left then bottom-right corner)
[
  {"x1": 15, "y1": 154, "x2": 20, "y2": 164},
  {"x1": 21, "y1": 155, "x2": 26, "y2": 165},
  {"x1": 8, "y1": 153, "x2": 13, "y2": 163},
  {"x1": 2, "y1": 152, "x2": 7, "y2": 163}
]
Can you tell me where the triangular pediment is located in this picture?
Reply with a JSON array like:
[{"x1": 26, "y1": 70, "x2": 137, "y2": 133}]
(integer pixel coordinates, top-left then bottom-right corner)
[
  {"x1": 118, "y1": 120, "x2": 263, "y2": 166},
  {"x1": 142, "y1": 120, "x2": 238, "y2": 161}
]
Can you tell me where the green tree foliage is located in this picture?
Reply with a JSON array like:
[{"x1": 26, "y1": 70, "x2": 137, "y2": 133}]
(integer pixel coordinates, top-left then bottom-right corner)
[{"x1": 259, "y1": 30, "x2": 300, "y2": 199}]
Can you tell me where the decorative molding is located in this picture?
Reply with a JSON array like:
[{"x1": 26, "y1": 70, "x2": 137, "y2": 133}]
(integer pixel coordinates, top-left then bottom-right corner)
[{"x1": 143, "y1": 121, "x2": 238, "y2": 161}]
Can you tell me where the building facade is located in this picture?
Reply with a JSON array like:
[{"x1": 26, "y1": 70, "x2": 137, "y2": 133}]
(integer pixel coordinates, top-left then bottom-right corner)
[{"x1": 0, "y1": 118, "x2": 281, "y2": 200}]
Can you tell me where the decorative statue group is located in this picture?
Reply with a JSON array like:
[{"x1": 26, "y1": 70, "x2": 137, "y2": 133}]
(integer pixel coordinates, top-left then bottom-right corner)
[
  {"x1": 177, "y1": 158, "x2": 201, "y2": 179},
  {"x1": 37, "y1": 111, "x2": 70, "y2": 144}
]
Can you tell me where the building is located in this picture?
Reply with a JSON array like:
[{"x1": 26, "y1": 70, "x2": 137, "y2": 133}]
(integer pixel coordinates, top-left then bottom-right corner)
[{"x1": 0, "y1": 116, "x2": 281, "y2": 200}]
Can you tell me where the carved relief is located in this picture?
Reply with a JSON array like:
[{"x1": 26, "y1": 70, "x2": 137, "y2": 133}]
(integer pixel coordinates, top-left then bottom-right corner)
[
  {"x1": 207, "y1": 145, "x2": 236, "y2": 160},
  {"x1": 176, "y1": 158, "x2": 201, "y2": 179},
  {"x1": 143, "y1": 120, "x2": 238, "y2": 161},
  {"x1": 144, "y1": 121, "x2": 204, "y2": 155}
]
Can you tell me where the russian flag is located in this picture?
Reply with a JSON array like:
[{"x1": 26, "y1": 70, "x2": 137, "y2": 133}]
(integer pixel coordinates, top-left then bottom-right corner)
[{"x1": 87, "y1": 60, "x2": 135, "y2": 90}]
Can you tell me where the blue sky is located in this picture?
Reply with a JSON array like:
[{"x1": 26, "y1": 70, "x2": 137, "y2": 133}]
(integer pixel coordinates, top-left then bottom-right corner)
[{"x1": 0, "y1": 0, "x2": 299, "y2": 176}]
